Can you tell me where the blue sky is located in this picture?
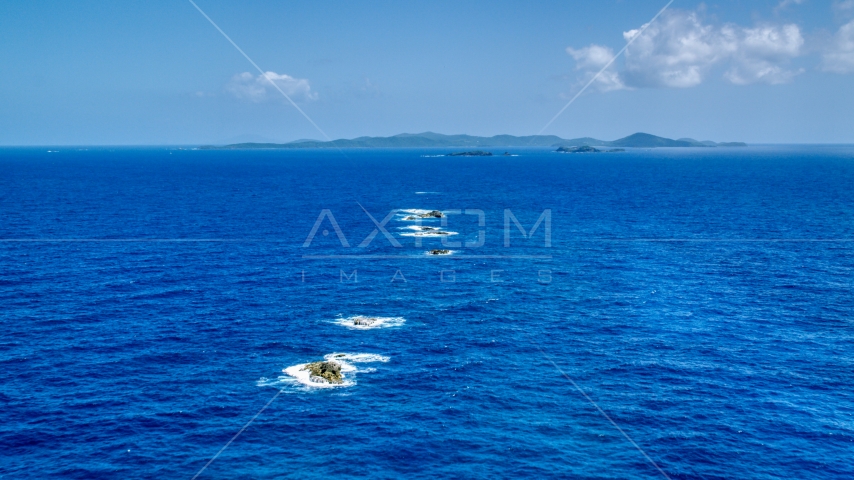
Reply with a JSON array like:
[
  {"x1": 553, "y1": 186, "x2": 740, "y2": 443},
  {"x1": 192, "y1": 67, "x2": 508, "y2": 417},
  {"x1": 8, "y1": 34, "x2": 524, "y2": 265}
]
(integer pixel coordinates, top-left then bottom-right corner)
[{"x1": 1, "y1": 0, "x2": 853, "y2": 144}]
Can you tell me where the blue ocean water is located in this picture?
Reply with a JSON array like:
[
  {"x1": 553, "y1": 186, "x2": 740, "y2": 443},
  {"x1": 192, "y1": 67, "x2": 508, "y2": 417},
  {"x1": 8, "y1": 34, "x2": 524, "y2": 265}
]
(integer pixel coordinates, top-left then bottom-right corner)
[{"x1": 1, "y1": 145, "x2": 853, "y2": 479}]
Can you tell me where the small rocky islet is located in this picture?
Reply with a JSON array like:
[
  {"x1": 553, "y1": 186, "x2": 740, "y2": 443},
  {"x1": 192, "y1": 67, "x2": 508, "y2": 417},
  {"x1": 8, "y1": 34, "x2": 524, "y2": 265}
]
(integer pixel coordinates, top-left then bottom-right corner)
[
  {"x1": 404, "y1": 210, "x2": 444, "y2": 220},
  {"x1": 302, "y1": 360, "x2": 344, "y2": 384},
  {"x1": 429, "y1": 249, "x2": 451, "y2": 255},
  {"x1": 352, "y1": 316, "x2": 380, "y2": 327},
  {"x1": 446, "y1": 150, "x2": 492, "y2": 157},
  {"x1": 556, "y1": 146, "x2": 625, "y2": 153}
]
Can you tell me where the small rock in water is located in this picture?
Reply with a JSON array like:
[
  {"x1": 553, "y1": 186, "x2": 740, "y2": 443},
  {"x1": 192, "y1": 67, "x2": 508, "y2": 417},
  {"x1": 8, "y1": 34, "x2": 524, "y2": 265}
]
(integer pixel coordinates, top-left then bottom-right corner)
[
  {"x1": 302, "y1": 361, "x2": 343, "y2": 384},
  {"x1": 420, "y1": 226, "x2": 438, "y2": 231},
  {"x1": 353, "y1": 316, "x2": 379, "y2": 326},
  {"x1": 418, "y1": 210, "x2": 444, "y2": 218},
  {"x1": 446, "y1": 151, "x2": 493, "y2": 157},
  {"x1": 429, "y1": 249, "x2": 451, "y2": 255},
  {"x1": 556, "y1": 145, "x2": 600, "y2": 153}
]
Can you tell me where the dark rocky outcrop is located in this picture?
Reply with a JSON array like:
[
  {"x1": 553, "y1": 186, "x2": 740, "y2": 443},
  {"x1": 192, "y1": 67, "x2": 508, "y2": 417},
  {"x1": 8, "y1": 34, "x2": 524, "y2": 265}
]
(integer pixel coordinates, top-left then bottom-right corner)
[
  {"x1": 352, "y1": 316, "x2": 379, "y2": 326},
  {"x1": 429, "y1": 249, "x2": 451, "y2": 255},
  {"x1": 557, "y1": 145, "x2": 600, "y2": 153},
  {"x1": 302, "y1": 361, "x2": 343, "y2": 384},
  {"x1": 557, "y1": 146, "x2": 626, "y2": 154},
  {"x1": 446, "y1": 151, "x2": 493, "y2": 157},
  {"x1": 404, "y1": 211, "x2": 443, "y2": 220}
]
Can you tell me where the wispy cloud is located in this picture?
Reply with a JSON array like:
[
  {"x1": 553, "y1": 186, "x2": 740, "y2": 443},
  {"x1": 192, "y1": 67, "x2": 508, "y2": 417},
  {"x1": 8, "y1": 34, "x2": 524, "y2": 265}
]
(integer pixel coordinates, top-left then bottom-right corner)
[
  {"x1": 776, "y1": 0, "x2": 806, "y2": 13},
  {"x1": 822, "y1": 19, "x2": 854, "y2": 73},
  {"x1": 354, "y1": 77, "x2": 381, "y2": 99},
  {"x1": 565, "y1": 9, "x2": 804, "y2": 91},
  {"x1": 226, "y1": 71, "x2": 317, "y2": 102},
  {"x1": 834, "y1": 0, "x2": 854, "y2": 16}
]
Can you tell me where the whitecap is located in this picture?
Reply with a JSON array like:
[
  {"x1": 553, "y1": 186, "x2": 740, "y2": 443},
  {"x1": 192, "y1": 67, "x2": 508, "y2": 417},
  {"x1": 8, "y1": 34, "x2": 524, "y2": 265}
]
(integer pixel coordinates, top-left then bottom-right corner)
[
  {"x1": 398, "y1": 208, "x2": 433, "y2": 215},
  {"x1": 330, "y1": 352, "x2": 390, "y2": 363},
  {"x1": 332, "y1": 315, "x2": 406, "y2": 330},
  {"x1": 401, "y1": 225, "x2": 442, "y2": 232},
  {"x1": 400, "y1": 230, "x2": 457, "y2": 237},
  {"x1": 256, "y1": 376, "x2": 290, "y2": 388},
  {"x1": 415, "y1": 191, "x2": 441, "y2": 194}
]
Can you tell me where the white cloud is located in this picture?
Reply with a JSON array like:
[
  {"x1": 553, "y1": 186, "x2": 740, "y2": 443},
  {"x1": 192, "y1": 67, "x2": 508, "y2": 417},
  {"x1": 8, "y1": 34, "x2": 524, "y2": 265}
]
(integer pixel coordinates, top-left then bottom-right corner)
[
  {"x1": 566, "y1": 44, "x2": 614, "y2": 70},
  {"x1": 565, "y1": 45, "x2": 627, "y2": 91},
  {"x1": 725, "y1": 24, "x2": 805, "y2": 84},
  {"x1": 822, "y1": 20, "x2": 854, "y2": 73},
  {"x1": 227, "y1": 71, "x2": 317, "y2": 102},
  {"x1": 565, "y1": 9, "x2": 804, "y2": 90},
  {"x1": 621, "y1": 10, "x2": 733, "y2": 88}
]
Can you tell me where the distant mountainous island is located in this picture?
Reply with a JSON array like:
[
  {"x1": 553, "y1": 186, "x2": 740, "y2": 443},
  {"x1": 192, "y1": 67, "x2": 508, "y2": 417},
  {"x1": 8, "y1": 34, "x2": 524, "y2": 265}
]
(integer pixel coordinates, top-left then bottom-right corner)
[{"x1": 200, "y1": 132, "x2": 746, "y2": 150}]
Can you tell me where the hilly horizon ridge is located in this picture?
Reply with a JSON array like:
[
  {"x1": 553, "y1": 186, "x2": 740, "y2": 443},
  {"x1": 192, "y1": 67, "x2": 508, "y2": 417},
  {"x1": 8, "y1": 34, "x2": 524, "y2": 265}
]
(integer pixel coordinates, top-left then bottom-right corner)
[{"x1": 202, "y1": 132, "x2": 747, "y2": 150}]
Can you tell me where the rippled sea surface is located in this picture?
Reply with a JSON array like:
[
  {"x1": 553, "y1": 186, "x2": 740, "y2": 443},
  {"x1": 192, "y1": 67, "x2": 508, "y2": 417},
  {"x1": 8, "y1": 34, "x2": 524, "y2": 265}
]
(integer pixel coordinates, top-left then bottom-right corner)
[{"x1": 1, "y1": 146, "x2": 853, "y2": 479}]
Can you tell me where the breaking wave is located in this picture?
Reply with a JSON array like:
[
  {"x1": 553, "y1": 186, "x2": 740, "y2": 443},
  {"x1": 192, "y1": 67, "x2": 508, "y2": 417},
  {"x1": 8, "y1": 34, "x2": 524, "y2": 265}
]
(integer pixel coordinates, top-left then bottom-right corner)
[
  {"x1": 397, "y1": 209, "x2": 444, "y2": 221},
  {"x1": 398, "y1": 208, "x2": 434, "y2": 215},
  {"x1": 398, "y1": 225, "x2": 457, "y2": 237},
  {"x1": 332, "y1": 315, "x2": 406, "y2": 330},
  {"x1": 400, "y1": 230, "x2": 457, "y2": 237}
]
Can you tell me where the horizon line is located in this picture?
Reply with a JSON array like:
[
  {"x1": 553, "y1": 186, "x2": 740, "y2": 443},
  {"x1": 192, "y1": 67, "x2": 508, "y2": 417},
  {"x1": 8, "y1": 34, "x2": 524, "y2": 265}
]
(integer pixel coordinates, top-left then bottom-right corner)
[
  {"x1": 3, "y1": 131, "x2": 854, "y2": 148},
  {"x1": 5, "y1": 142, "x2": 854, "y2": 148}
]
